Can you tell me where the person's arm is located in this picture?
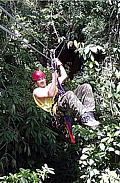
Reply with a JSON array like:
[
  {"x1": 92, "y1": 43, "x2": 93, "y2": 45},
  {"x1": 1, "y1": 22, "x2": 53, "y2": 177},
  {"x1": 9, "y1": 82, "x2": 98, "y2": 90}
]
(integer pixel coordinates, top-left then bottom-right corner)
[
  {"x1": 48, "y1": 71, "x2": 58, "y2": 97},
  {"x1": 55, "y1": 58, "x2": 68, "y2": 84}
]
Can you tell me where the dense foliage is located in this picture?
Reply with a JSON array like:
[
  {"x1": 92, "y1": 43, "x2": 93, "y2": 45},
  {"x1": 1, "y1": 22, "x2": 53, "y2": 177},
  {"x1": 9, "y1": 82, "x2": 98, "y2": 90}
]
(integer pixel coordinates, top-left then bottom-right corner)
[
  {"x1": 0, "y1": 0, "x2": 120, "y2": 182},
  {"x1": 0, "y1": 164, "x2": 55, "y2": 183}
]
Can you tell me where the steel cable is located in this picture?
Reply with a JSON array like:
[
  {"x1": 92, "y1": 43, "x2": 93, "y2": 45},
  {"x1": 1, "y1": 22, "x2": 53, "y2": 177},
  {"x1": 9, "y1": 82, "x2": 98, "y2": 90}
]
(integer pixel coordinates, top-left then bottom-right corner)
[
  {"x1": 0, "y1": 5, "x2": 50, "y2": 51},
  {"x1": 0, "y1": 24, "x2": 51, "y2": 60}
]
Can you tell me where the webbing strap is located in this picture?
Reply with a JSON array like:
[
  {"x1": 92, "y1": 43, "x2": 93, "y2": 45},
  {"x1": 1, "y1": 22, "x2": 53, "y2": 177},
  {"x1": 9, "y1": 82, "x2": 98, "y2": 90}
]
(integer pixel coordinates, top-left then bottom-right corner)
[{"x1": 65, "y1": 120, "x2": 75, "y2": 143}]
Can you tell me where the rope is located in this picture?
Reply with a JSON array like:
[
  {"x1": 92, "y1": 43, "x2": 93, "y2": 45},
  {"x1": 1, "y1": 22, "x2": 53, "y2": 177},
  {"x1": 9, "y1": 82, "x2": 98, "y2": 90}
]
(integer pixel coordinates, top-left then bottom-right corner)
[
  {"x1": 55, "y1": 24, "x2": 72, "y2": 58},
  {"x1": 57, "y1": 41, "x2": 66, "y2": 59},
  {"x1": 49, "y1": 3, "x2": 72, "y2": 58},
  {"x1": 55, "y1": 39, "x2": 65, "y2": 52},
  {"x1": 0, "y1": 5, "x2": 50, "y2": 51},
  {"x1": 0, "y1": 24, "x2": 51, "y2": 60}
]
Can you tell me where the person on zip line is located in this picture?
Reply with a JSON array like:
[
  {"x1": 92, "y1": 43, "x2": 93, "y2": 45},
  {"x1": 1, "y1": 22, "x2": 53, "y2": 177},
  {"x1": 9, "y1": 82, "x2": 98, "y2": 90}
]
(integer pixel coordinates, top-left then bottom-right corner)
[{"x1": 32, "y1": 58, "x2": 100, "y2": 128}]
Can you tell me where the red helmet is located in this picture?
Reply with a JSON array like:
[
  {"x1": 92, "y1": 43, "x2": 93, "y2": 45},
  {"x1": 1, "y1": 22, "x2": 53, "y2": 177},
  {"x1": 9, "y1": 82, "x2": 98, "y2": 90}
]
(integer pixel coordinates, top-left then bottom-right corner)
[{"x1": 32, "y1": 70, "x2": 45, "y2": 82}]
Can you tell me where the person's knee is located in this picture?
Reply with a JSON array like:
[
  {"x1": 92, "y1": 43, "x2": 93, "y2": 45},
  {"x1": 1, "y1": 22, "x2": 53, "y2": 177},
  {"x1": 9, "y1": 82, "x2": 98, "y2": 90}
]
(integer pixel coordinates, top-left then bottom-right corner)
[
  {"x1": 82, "y1": 83, "x2": 92, "y2": 90},
  {"x1": 65, "y1": 91, "x2": 75, "y2": 100},
  {"x1": 66, "y1": 91, "x2": 74, "y2": 96}
]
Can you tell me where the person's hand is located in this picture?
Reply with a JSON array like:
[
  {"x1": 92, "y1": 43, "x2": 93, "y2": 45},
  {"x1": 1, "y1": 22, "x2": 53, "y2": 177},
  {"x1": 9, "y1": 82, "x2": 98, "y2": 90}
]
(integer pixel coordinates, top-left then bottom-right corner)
[{"x1": 54, "y1": 58, "x2": 62, "y2": 68}]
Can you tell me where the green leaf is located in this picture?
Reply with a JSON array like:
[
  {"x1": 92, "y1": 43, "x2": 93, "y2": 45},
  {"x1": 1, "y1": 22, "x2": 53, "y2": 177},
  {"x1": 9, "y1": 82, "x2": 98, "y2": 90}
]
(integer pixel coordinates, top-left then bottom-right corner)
[
  {"x1": 80, "y1": 154, "x2": 88, "y2": 160},
  {"x1": 90, "y1": 46, "x2": 97, "y2": 53},
  {"x1": 20, "y1": 177, "x2": 28, "y2": 183},
  {"x1": 67, "y1": 41, "x2": 73, "y2": 49},
  {"x1": 95, "y1": 61, "x2": 99, "y2": 67},
  {"x1": 96, "y1": 45, "x2": 105, "y2": 52},
  {"x1": 90, "y1": 54, "x2": 94, "y2": 61},
  {"x1": 117, "y1": 83, "x2": 120, "y2": 93},
  {"x1": 89, "y1": 62, "x2": 93, "y2": 68},
  {"x1": 118, "y1": 103, "x2": 120, "y2": 108},
  {"x1": 101, "y1": 137, "x2": 109, "y2": 143},
  {"x1": 115, "y1": 70, "x2": 120, "y2": 79},
  {"x1": 80, "y1": 175, "x2": 88, "y2": 179},
  {"x1": 89, "y1": 159, "x2": 94, "y2": 165},
  {"x1": 85, "y1": 46, "x2": 90, "y2": 55},
  {"x1": 115, "y1": 150, "x2": 120, "y2": 155},
  {"x1": 82, "y1": 148, "x2": 89, "y2": 154},
  {"x1": 114, "y1": 130, "x2": 120, "y2": 136},
  {"x1": 108, "y1": 147, "x2": 114, "y2": 151},
  {"x1": 114, "y1": 93, "x2": 120, "y2": 99},
  {"x1": 100, "y1": 143, "x2": 105, "y2": 151},
  {"x1": 74, "y1": 40, "x2": 78, "y2": 48},
  {"x1": 1, "y1": 0, "x2": 7, "y2": 3},
  {"x1": 83, "y1": 53, "x2": 87, "y2": 60}
]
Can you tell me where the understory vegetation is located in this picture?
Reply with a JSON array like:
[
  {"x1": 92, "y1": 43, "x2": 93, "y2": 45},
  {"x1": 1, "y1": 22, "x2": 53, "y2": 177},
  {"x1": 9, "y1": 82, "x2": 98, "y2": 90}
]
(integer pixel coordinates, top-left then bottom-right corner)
[{"x1": 0, "y1": 0, "x2": 120, "y2": 182}]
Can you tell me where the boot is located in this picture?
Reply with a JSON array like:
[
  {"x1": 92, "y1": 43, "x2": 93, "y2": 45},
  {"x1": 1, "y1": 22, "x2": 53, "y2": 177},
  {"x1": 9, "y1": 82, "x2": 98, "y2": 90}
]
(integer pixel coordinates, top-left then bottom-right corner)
[{"x1": 81, "y1": 111, "x2": 100, "y2": 127}]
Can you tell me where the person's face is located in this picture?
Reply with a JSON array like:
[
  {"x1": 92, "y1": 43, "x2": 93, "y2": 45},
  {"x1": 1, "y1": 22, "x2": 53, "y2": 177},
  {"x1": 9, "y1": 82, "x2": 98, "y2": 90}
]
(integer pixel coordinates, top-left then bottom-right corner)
[{"x1": 36, "y1": 77, "x2": 46, "y2": 87}]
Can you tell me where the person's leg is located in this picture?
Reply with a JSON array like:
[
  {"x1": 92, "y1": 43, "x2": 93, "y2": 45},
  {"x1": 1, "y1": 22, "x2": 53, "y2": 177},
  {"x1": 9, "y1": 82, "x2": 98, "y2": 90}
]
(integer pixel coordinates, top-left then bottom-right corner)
[
  {"x1": 73, "y1": 83, "x2": 95, "y2": 112},
  {"x1": 57, "y1": 91, "x2": 86, "y2": 119},
  {"x1": 73, "y1": 83, "x2": 100, "y2": 127},
  {"x1": 57, "y1": 84, "x2": 100, "y2": 127}
]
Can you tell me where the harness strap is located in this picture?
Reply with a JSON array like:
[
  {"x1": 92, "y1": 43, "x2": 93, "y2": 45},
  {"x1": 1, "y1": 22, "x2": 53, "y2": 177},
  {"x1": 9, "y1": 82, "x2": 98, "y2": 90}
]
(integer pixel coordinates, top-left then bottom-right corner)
[
  {"x1": 50, "y1": 92, "x2": 61, "y2": 116},
  {"x1": 65, "y1": 118, "x2": 75, "y2": 143}
]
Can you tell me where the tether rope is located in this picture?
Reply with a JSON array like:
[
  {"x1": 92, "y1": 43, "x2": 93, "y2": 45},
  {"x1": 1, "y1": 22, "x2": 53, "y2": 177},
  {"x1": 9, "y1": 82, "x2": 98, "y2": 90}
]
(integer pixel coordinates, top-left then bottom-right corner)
[
  {"x1": 56, "y1": 24, "x2": 72, "y2": 58},
  {"x1": 50, "y1": 4, "x2": 72, "y2": 58}
]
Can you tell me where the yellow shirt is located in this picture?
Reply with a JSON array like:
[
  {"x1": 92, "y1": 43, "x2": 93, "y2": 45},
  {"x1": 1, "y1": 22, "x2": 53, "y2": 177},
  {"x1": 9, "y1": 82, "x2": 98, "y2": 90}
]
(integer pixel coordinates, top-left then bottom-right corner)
[{"x1": 33, "y1": 83, "x2": 58, "y2": 115}]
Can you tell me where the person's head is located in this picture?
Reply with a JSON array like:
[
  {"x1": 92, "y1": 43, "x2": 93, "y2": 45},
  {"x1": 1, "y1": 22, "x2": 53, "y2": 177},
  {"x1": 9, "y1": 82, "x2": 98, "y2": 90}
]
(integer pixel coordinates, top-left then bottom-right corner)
[{"x1": 32, "y1": 70, "x2": 46, "y2": 87}]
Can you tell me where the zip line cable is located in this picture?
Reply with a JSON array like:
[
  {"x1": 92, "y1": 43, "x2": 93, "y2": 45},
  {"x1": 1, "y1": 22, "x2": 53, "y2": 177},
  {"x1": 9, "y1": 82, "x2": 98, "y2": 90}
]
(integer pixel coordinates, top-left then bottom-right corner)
[
  {"x1": 0, "y1": 5, "x2": 68, "y2": 54},
  {"x1": 0, "y1": 5, "x2": 72, "y2": 61},
  {"x1": 0, "y1": 5, "x2": 50, "y2": 51},
  {"x1": 0, "y1": 24, "x2": 51, "y2": 60}
]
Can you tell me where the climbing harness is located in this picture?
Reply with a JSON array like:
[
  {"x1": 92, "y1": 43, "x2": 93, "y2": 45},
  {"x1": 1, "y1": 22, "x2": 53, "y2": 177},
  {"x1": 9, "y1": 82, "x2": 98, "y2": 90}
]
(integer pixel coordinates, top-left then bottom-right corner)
[{"x1": 50, "y1": 49, "x2": 75, "y2": 143}]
